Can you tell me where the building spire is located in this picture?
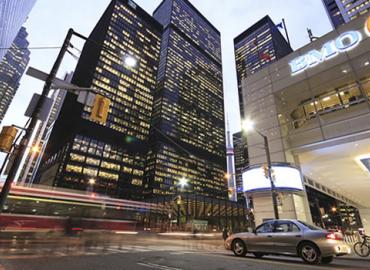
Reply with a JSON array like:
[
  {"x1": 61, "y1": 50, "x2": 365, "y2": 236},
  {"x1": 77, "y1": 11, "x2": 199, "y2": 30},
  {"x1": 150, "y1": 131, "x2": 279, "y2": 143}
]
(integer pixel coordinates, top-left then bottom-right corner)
[{"x1": 226, "y1": 115, "x2": 237, "y2": 202}]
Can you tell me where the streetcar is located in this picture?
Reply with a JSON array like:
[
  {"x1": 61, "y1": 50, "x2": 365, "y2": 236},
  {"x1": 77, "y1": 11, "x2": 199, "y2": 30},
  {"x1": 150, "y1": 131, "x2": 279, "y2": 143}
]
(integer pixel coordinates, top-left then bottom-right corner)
[{"x1": 0, "y1": 184, "x2": 168, "y2": 233}]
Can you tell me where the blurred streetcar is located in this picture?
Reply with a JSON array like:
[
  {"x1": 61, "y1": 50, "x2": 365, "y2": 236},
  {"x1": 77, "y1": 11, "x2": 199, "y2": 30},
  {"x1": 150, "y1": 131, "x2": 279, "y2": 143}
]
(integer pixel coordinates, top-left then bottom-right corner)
[{"x1": 0, "y1": 184, "x2": 168, "y2": 233}]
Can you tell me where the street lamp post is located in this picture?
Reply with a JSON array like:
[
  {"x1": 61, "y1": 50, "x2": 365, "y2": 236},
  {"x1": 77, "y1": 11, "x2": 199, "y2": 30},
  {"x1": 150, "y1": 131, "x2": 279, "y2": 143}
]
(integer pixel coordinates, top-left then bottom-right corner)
[
  {"x1": 242, "y1": 119, "x2": 279, "y2": 220},
  {"x1": 176, "y1": 177, "x2": 188, "y2": 228}
]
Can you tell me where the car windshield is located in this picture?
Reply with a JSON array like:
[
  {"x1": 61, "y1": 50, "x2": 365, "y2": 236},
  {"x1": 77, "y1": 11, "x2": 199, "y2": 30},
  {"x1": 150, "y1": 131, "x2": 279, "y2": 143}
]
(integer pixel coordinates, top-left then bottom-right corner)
[{"x1": 297, "y1": 220, "x2": 323, "y2": 231}]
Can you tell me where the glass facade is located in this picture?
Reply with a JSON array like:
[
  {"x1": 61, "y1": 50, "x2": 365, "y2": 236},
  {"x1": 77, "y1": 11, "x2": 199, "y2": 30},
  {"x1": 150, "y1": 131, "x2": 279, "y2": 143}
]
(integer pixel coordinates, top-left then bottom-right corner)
[
  {"x1": 146, "y1": 0, "x2": 226, "y2": 199},
  {"x1": 0, "y1": 27, "x2": 30, "y2": 124},
  {"x1": 234, "y1": 16, "x2": 292, "y2": 118},
  {"x1": 146, "y1": 193, "x2": 249, "y2": 233},
  {"x1": 0, "y1": 0, "x2": 36, "y2": 61},
  {"x1": 306, "y1": 185, "x2": 362, "y2": 231},
  {"x1": 288, "y1": 77, "x2": 370, "y2": 129},
  {"x1": 38, "y1": 0, "x2": 162, "y2": 200},
  {"x1": 322, "y1": 0, "x2": 370, "y2": 28}
]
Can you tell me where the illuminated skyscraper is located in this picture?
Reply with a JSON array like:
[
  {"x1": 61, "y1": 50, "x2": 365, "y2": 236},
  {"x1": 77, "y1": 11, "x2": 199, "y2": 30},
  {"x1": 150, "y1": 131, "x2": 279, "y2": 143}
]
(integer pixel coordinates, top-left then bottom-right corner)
[
  {"x1": 38, "y1": 0, "x2": 162, "y2": 200},
  {"x1": 234, "y1": 15, "x2": 292, "y2": 118},
  {"x1": 0, "y1": 0, "x2": 36, "y2": 61},
  {"x1": 322, "y1": 0, "x2": 370, "y2": 28},
  {"x1": 0, "y1": 27, "x2": 30, "y2": 124},
  {"x1": 145, "y1": 0, "x2": 226, "y2": 199}
]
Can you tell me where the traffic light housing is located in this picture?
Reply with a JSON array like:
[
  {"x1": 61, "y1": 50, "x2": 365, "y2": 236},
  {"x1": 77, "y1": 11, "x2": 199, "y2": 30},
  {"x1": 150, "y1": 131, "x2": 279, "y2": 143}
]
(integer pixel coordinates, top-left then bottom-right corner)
[
  {"x1": 90, "y1": 94, "x2": 110, "y2": 124},
  {"x1": 262, "y1": 163, "x2": 269, "y2": 179},
  {"x1": 0, "y1": 126, "x2": 18, "y2": 153}
]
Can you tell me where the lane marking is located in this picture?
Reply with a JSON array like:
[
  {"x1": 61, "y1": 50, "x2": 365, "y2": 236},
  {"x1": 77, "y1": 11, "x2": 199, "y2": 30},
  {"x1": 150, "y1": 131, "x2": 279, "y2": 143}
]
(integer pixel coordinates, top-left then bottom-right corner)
[
  {"x1": 137, "y1": 262, "x2": 183, "y2": 270},
  {"x1": 106, "y1": 248, "x2": 129, "y2": 253},
  {"x1": 195, "y1": 252, "x2": 342, "y2": 270}
]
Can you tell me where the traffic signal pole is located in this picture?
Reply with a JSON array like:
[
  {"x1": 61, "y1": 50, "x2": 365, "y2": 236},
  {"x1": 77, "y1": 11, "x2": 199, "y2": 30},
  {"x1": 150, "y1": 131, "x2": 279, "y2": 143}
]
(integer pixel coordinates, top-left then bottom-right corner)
[
  {"x1": 260, "y1": 132, "x2": 279, "y2": 220},
  {"x1": 0, "y1": 29, "x2": 74, "y2": 213}
]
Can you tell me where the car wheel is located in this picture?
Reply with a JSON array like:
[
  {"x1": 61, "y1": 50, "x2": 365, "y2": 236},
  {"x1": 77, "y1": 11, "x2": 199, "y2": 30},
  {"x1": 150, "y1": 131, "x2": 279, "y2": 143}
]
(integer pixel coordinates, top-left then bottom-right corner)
[
  {"x1": 299, "y1": 242, "x2": 321, "y2": 264},
  {"x1": 232, "y1": 239, "x2": 247, "y2": 257},
  {"x1": 253, "y1": 252, "x2": 264, "y2": 258},
  {"x1": 321, "y1": 256, "x2": 333, "y2": 264}
]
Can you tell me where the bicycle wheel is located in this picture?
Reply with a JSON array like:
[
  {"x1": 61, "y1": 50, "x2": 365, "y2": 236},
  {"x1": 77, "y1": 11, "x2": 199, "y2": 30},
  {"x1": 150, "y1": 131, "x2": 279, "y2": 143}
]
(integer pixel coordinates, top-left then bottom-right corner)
[{"x1": 353, "y1": 242, "x2": 370, "y2": 257}]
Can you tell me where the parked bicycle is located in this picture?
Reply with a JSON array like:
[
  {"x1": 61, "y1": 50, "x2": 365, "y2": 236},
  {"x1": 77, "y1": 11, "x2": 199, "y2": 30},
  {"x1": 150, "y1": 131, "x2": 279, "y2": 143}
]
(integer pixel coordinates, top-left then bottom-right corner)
[{"x1": 353, "y1": 234, "x2": 370, "y2": 257}]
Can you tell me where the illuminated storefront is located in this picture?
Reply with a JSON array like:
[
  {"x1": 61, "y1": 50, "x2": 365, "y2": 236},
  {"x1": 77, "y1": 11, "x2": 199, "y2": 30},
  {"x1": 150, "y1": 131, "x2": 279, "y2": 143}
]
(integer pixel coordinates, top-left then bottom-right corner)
[{"x1": 241, "y1": 13, "x2": 370, "y2": 231}]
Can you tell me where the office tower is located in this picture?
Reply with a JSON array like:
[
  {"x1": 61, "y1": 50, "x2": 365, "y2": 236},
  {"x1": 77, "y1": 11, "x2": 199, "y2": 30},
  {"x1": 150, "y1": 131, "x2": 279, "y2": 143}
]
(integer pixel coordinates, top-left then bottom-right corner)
[
  {"x1": 38, "y1": 0, "x2": 162, "y2": 200},
  {"x1": 232, "y1": 131, "x2": 248, "y2": 202},
  {"x1": 322, "y1": 0, "x2": 370, "y2": 28},
  {"x1": 0, "y1": 27, "x2": 30, "y2": 124},
  {"x1": 145, "y1": 0, "x2": 226, "y2": 199},
  {"x1": 0, "y1": 0, "x2": 36, "y2": 61},
  {"x1": 234, "y1": 15, "x2": 292, "y2": 118}
]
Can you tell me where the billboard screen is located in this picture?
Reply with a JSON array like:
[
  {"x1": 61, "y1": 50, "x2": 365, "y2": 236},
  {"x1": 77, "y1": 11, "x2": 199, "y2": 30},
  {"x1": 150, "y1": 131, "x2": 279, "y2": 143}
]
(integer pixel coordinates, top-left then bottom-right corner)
[{"x1": 242, "y1": 165, "x2": 304, "y2": 193}]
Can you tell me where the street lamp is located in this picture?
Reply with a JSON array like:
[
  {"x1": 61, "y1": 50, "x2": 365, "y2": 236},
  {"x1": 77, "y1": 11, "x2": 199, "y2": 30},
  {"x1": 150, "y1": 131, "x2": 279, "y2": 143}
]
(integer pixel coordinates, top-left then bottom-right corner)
[
  {"x1": 242, "y1": 119, "x2": 280, "y2": 219},
  {"x1": 30, "y1": 145, "x2": 40, "y2": 153},
  {"x1": 87, "y1": 178, "x2": 96, "y2": 194},
  {"x1": 178, "y1": 177, "x2": 188, "y2": 190},
  {"x1": 88, "y1": 178, "x2": 96, "y2": 185},
  {"x1": 124, "y1": 55, "x2": 137, "y2": 68}
]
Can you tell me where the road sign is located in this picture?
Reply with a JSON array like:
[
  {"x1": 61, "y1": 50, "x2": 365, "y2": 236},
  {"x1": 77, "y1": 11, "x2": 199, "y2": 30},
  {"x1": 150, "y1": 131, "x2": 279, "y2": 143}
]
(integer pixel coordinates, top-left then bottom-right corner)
[
  {"x1": 24, "y1": 94, "x2": 53, "y2": 122},
  {"x1": 26, "y1": 67, "x2": 95, "y2": 92}
]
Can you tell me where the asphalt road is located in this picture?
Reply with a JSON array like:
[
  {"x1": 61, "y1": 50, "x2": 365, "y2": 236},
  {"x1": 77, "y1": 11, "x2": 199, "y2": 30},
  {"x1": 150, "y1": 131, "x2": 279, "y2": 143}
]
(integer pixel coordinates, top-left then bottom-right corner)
[{"x1": 0, "y1": 236, "x2": 369, "y2": 270}]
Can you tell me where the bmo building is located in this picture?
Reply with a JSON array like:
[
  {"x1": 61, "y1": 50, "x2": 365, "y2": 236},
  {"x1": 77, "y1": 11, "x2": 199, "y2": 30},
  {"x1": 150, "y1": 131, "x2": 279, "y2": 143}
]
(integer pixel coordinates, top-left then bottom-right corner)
[{"x1": 242, "y1": 14, "x2": 370, "y2": 232}]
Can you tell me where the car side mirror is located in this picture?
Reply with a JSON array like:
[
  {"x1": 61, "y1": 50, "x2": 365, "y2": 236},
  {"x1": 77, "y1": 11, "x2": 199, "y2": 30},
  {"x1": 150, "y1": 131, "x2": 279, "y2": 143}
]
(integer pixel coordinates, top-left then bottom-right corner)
[{"x1": 252, "y1": 229, "x2": 257, "y2": 234}]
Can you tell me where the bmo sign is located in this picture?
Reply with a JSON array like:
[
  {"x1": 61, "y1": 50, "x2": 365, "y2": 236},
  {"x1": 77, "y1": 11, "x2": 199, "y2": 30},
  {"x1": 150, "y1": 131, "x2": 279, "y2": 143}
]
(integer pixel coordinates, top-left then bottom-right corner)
[{"x1": 289, "y1": 31, "x2": 362, "y2": 75}]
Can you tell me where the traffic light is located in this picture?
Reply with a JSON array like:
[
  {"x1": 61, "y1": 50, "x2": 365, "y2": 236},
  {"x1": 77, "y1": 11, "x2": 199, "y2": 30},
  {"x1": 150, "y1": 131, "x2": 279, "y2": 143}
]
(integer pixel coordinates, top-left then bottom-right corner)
[
  {"x1": 0, "y1": 126, "x2": 18, "y2": 153},
  {"x1": 90, "y1": 94, "x2": 110, "y2": 124},
  {"x1": 262, "y1": 163, "x2": 269, "y2": 179}
]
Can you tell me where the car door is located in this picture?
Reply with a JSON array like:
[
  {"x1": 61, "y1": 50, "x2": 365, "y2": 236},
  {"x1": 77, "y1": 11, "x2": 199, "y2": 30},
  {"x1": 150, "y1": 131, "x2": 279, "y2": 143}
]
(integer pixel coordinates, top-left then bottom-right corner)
[
  {"x1": 271, "y1": 220, "x2": 302, "y2": 255},
  {"x1": 248, "y1": 221, "x2": 275, "y2": 253}
]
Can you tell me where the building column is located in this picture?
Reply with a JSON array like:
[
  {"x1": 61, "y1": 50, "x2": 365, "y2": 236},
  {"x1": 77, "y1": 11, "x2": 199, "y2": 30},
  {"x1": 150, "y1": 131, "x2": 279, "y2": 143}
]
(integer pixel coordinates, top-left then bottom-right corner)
[
  {"x1": 358, "y1": 208, "x2": 370, "y2": 234},
  {"x1": 292, "y1": 154, "x2": 313, "y2": 223}
]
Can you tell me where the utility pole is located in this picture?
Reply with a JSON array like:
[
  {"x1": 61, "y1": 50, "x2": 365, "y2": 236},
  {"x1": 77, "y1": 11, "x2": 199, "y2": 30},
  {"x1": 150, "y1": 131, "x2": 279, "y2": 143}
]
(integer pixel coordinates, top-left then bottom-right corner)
[{"x1": 0, "y1": 29, "x2": 74, "y2": 213}]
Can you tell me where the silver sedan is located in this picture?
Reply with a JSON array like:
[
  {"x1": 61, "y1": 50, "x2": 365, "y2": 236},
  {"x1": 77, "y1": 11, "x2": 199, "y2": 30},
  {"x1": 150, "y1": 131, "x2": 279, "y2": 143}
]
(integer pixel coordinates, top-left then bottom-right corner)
[{"x1": 225, "y1": 219, "x2": 351, "y2": 264}]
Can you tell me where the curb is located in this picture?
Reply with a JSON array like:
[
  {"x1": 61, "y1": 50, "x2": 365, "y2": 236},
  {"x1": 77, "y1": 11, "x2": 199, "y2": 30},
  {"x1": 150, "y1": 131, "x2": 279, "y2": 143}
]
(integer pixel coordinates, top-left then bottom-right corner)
[{"x1": 335, "y1": 256, "x2": 370, "y2": 262}]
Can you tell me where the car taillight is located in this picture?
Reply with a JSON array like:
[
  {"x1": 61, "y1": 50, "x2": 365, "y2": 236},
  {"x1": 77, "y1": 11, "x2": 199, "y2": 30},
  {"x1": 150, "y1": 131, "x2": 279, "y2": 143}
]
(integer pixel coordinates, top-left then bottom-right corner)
[{"x1": 326, "y1": 233, "x2": 343, "y2": 240}]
